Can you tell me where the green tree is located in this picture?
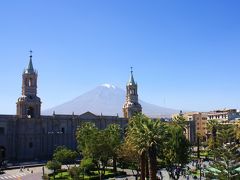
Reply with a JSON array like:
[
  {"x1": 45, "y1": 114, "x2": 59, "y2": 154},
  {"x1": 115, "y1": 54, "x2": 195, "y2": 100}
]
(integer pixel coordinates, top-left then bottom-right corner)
[
  {"x1": 53, "y1": 146, "x2": 78, "y2": 169},
  {"x1": 76, "y1": 122, "x2": 99, "y2": 158},
  {"x1": 46, "y1": 160, "x2": 62, "y2": 180},
  {"x1": 207, "y1": 119, "x2": 219, "y2": 150},
  {"x1": 172, "y1": 115, "x2": 190, "y2": 164},
  {"x1": 163, "y1": 123, "x2": 190, "y2": 171},
  {"x1": 80, "y1": 158, "x2": 95, "y2": 175},
  {"x1": 234, "y1": 120, "x2": 240, "y2": 143},
  {"x1": 172, "y1": 115, "x2": 188, "y2": 130},
  {"x1": 76, "y1": 122, "x2": 112, "y2": 177},
  {"x1": 92, "y1": 130, "x2": 112, "y2": 175},
  {"x1": 208, "y1": 124, "x2": 240, "y2": 180},
  {"x1": 105, "y1": 124, "x2": 121, "y2": 173},
  {"x1": 126, "y1": 114, "x2": 148, "y2": 180},
  {"x1": 126, "y1": 113, "x2": 165, "y2": 180},
  {"x1": 117, "y1": 141, "x2": 140, "y2": 176}
]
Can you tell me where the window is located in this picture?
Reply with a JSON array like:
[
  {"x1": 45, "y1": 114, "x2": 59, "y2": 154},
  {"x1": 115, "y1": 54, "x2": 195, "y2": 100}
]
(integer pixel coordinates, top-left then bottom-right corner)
[
  {"x1": 61, "y1": 127, "x2": 65, "y2": 134},
  {"x1": 0, "y1": 127, "x2": 5, "y2": 135},
  {"x1": 0, "y1": 147, "x2": 5, "y2": 158},
  {"x1": 27, "y1": 107, "x2": 34, "y2": 118}
]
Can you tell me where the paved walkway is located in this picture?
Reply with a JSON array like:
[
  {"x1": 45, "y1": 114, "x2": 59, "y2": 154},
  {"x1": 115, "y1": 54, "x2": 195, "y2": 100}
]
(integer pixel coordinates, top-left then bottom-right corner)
[
  {"x1": 0, "y1": 173, "x2": 29, "y2": 180},
  {"x1": 0, "y1": 165, "x2": 50, "y2": 180},
  {"x1": 0, "y1": 162, "x2": 208, "y2": 180},
  {"x1": 0, "y1": 169, "x2": 32, "y2": 180},
  {"x1": 113, "y1": 167, "x2": 205, "y2": 180}
]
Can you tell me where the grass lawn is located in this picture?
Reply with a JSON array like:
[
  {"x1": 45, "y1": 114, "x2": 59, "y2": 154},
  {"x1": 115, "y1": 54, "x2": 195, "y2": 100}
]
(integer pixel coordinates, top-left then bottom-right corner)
[
  {"x1": 49, "y1": 169, "x2": 117, "y2": 180},
  {"x1": 49, "y1": 171, "x2": 71, "y2": 180}
]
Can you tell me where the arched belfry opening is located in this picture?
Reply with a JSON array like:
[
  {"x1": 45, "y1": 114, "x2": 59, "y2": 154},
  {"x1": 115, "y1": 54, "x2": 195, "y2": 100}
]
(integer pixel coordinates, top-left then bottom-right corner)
[
  {"x1": 27, "y1": 107, "x2": 34, "y2": 118},
  {"x1": 28, "y1": 78, "x2": 32, "y2": 87}
]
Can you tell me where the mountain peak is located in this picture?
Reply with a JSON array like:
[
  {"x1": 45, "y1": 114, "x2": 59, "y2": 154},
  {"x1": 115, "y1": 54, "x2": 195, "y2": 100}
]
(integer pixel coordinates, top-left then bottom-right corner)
[
  {"x1": 101, "y1": 83, "x2": 116, "y2": 89},
  {"x1": 43, "y1": 85, "x2": 179, "y2": 118}
]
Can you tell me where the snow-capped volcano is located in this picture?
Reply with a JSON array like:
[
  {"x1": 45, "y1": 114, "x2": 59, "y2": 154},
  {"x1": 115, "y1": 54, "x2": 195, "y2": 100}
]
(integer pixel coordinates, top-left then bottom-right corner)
[
  {"x1": 42, "y1": 84, "x2": 179, "y2": 118},
  {"x1": 101, "y1": 83, "x2": 116, "y2": 89}
]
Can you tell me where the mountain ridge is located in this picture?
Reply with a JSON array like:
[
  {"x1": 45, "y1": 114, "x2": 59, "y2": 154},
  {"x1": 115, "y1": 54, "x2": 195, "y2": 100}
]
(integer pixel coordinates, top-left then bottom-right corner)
[{"x1": 42, "y1": 84, "x2": 179, "y2": 118}]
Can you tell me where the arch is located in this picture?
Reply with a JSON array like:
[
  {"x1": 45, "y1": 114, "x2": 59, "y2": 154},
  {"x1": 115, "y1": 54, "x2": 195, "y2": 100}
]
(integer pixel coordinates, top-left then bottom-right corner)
[
  {"x1": 28, "y1": 78, "x2": 32, "y2": 87},
  {"x1": 0, "y1": 146, "x2": 6, "y2": 164},
  {"x1": 27, "y1": 107, "x2": 34, "y2": 118}
]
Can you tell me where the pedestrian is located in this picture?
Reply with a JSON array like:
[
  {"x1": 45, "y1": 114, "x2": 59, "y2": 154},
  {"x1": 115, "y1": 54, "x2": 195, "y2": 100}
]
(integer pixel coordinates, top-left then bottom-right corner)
[{"x1": 160, "y1": 171, "x2": 163, "y2": 180}]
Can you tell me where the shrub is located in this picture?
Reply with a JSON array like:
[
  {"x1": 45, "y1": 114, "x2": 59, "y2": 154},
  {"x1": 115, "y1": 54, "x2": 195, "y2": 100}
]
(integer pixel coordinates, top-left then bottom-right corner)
[
  {"x1": 46, "y1": 160, "x2": 62, "y2": 172},
  {"x1": 68, "y1": 166, "x2": 81, "y2": 180},
  {"x1": 80, "y1": 158, "x2": 95, "y2": 174}
]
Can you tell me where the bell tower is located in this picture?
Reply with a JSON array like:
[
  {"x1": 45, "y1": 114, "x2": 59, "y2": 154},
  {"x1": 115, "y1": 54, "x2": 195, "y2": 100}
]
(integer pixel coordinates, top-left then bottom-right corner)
[
  {"x1": 123, "y1": 67, "x2": 142, "y2": 118},
  {"x1": 16, "y1": 51, "x2": 41, "y2": 118}
]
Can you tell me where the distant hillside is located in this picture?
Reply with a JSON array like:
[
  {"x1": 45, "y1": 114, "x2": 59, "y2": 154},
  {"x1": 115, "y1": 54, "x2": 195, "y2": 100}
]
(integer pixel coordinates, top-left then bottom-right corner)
[{"x1": 42, "y1": 84, "x2": 179, "y2": 118}]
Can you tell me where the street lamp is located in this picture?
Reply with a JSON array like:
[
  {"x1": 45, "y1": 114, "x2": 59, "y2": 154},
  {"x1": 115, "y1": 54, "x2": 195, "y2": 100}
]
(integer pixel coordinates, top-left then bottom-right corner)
[
  {"x1": 197, "y1": 159, "x2": 203, "y2": 180},
  {"x1": 42, "y1": 166, "x2": 45, "y2": 175}
]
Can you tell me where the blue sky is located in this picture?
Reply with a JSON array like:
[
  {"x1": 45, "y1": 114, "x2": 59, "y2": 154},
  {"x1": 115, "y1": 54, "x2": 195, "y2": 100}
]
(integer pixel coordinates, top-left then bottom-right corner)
[{"x1": 0, "y1": 0, "x2": 240, "y2": 114}]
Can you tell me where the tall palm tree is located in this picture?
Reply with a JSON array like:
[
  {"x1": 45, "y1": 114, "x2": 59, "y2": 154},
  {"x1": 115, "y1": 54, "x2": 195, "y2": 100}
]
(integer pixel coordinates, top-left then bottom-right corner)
[
  {"x1": 207, "y1": 119, "x2": 219, "y2": 150},
  {"x1": 126, "y1": 113, "x2": 165, "y2": 180},
  {"x1": 143, "y1": 117, "x2": 164, "y2": 180},
  {"x1": 126, "y1": 114, "x2": 148, "y2": 180},
  {"x1": 173, "y1": 115, "x2": 188, "y2": 130}
]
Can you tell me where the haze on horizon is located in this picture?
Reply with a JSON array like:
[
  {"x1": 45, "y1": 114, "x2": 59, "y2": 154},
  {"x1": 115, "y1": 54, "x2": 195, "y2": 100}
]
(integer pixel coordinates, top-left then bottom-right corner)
[{"x1": 1, "y1": 0, "x2": 240, "y2": 114}]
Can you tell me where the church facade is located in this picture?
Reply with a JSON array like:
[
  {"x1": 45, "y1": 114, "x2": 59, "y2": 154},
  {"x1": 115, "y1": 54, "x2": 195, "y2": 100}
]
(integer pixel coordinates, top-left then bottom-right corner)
[{"x1": 0, "y1": 55, "x2": 142, "y2": 162}]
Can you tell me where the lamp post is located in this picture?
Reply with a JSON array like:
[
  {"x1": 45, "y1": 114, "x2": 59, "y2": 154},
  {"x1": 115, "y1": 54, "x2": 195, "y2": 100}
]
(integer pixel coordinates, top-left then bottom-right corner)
[
  {"x1": 42, "y1": 166, "x2": 45, "y2": 175},
  {"x1": 197, "y1": 159, "x2": 203, "y2": 180}
]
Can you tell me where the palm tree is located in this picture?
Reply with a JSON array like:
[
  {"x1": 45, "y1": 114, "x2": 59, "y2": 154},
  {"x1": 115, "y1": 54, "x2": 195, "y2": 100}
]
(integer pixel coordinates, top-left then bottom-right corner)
[
  {"x1": 173, "y1": 115, "x2": 188, "y2": 130},
  {"x1": 143, "y1": 117, "x2": 164, "y2": 180},
  {"x1": 207, "y1": 119, "x2": 219, "y2": 150},
  {"x1": 126, "y1": 113, "x2": 165, "y2": 180},
  {"x1": 126, "y1": 114, "x2": 148, "y2": 180}
]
